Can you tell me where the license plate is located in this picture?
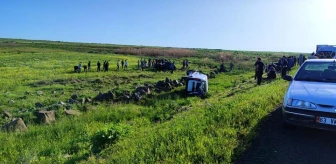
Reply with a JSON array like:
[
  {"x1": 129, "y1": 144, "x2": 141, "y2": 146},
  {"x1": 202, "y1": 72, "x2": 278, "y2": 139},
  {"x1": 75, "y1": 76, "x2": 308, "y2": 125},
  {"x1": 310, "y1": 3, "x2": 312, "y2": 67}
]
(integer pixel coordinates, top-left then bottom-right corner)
[{"x1": 317, "y1": 116, "x2": 336, "y2": 125}]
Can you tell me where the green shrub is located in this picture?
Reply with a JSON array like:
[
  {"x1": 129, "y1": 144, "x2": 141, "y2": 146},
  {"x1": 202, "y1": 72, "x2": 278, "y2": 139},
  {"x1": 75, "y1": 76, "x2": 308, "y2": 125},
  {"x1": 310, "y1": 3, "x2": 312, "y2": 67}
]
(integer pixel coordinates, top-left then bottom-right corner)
[{"x1": 91, "y1": 124, "x2": 132, "y2": 153}]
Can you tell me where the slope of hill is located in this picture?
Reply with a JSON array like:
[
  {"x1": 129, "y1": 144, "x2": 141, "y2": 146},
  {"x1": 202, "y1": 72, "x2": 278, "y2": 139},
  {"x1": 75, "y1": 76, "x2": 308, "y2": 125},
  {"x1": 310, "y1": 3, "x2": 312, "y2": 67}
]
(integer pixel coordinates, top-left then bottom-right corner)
[{"x1": 0, "y1": 38, "x2": 296, "y2": 163}]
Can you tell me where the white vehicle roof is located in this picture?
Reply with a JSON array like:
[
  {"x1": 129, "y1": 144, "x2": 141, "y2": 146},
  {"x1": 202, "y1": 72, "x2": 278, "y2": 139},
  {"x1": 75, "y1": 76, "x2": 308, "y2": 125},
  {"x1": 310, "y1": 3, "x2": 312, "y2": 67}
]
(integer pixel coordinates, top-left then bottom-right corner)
[
  {"x1": 187, "y1": 71, "x2": 208, "y2": 81},
  {"x1": 305, "y1": 59, "x2": 336, "y2": 62}
]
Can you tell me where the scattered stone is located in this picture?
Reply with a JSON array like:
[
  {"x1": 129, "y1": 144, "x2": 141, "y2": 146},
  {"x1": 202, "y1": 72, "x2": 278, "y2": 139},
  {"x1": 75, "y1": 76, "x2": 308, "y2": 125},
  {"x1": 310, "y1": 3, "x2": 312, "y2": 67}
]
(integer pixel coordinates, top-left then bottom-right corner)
[
  {"x1": 2, "y1": 111, "x2": 12, "y2": 119},
  {"x1": 135, "y1": 86, "x2": 150, "y2": 95},
  {"x1": 65, "y1": 105, "x2": 71, "y2": 110},
  {"x1": 57, "y1": 101, "x2": 66, "y2": 106},
  {"x1": 166, "y1": 83, "x2": 172, "y2": 90},
  {"x1": 37, "y1": 90, "x2": 43, "y2": 96},
  {"x1": 35, "y1": 102, "x2": 44, "y2": 108},
  {"x1": 19, "y1": 108, "x2": 29, "y2": 113},
  {"x1": 66, "y1": 99, "x2": 75, "y2": 104},
  {"x1": 94, "y1": 91, "x2": 114, "y2": 101},
  {"x1": 133, "y1": 92, "x2": 141, "y2": 101},
  {"x1": 2, "y1": 118, "x2": 28, "y2": 132},
  {"x1": 52, "y1": 91, "x2": 57, "y2": 94},
  {"x1": 81, "y1": 98, "x2": 86, "y2": 105},
  {"x1": 71, "y1": 94, "x2": 79, "y2": 100},
  {"x1": 165, "y1": 77, "x2": 171, "y2": 83},
  {"x1": 124, "y1": 95, "x2": 130, "y2": 99},
  {"x1": 35, "y1": 110, "x2": 56, "y2": 124},
  {"x1": 154, "y1": 88, "x2": 162, "y2": 93},
  {"x1": 172, "y1": 80, "x2": 179, "y2": 86},
  {"x1": 139, "y1": 89, "x2": 146, "y2": 96},
  {"x1": 63, "y1": 154, "x2": 72, "y2": 159},
  {"x1": 65, "y1": 110, "x2": 81, "y2": 116},
  {"x1": 154, "y1": 78, "x2": 181, "y2": 92},
  {"x1": 93, "y1": 92, "x2": 103, "y2": 101},
  {"x1": 107, "y1": 91, "x2": 115, "y2": 100},
  {"x1": 8, "y1": 100, "x2": 15, "y2": 104},
  {"x1": 85, "y1": 98, "x2": 92, "y2": 104},
  {"x1": 177, "y1": 82, "x2": 183, "y2": 86}
]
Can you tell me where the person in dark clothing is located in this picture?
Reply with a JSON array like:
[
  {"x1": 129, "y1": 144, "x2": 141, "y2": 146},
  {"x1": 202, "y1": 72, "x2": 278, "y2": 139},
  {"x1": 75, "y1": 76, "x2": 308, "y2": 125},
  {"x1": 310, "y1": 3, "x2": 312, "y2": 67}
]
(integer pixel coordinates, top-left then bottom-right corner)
[
  {"x1": 106, "y1": 61, "x2": 109, "y2": 72},
  {"x1": 88, "y1": 61, "x2": 91, "y2": 72},
  {"x1": 103, "y1": 61, "x2": 107, "y2": 72},
  {"x1": 220, "y1": 62, "x2": 226, "y2": 72},
  {"x1": 97, "y1": 61, "x2": 101, "y2": 72},
  {"x1": 254, "y1": 57, "x2": 265, "y2": 85},
  {"x1": 267, "y1": 63, "x2": 277, "y2": 79},
  {"x1": 148, "y1": 58, "x2": 151, "y2": 68},
  {"x1": 141, "y1": 60, "x2": 144, "y2": 71},
  {"x1": 182, "y1": 60, "x2": 186, "y2": 69},
  {"x1": 229, "y1": 61, "x2": 234, "y2": 72},
  {"x1": 280, "y1": 56, "x2": 288, "y2": 77},
  {"x1": 121, "y1": 59, "x2": 124, "y2": 69}
]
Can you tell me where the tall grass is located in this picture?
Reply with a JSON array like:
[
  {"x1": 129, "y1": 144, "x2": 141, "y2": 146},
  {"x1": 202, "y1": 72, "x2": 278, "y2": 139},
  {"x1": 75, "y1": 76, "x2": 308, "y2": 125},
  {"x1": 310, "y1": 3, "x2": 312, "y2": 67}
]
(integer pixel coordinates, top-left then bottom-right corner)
[{"x1": 114, "y1": 47, "x2": 196, "y2": 58}]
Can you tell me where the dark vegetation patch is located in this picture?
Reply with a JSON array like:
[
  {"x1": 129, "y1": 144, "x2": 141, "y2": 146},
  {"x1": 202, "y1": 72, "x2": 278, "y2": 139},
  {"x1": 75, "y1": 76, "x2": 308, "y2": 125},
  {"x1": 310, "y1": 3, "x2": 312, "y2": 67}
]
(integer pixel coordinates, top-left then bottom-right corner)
[{"x1": 29, "y1": 76, "x2": 134, "y2": 88}]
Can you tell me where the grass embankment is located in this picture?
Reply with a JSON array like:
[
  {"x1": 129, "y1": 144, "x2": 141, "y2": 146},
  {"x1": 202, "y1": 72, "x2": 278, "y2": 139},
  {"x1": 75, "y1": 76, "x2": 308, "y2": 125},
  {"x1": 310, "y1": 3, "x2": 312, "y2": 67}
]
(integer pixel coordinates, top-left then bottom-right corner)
[
  {"x1": 0, "y1": 40, "x2": 293, "y2": 163},
  {"x1": 97, "y1": 79, "x2": 288, "y2": 163}
]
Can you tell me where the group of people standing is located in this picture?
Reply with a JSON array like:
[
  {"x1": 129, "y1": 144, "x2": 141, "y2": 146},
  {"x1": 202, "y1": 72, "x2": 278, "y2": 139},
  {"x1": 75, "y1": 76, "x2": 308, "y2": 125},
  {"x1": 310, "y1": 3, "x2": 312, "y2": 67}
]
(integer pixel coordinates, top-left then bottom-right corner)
[
  {"x1": 219, "y1": 61, "x2": 234, "y2": 72},
  {"x1": 138, "y1": 58, "x2": 150, "y2": 71},
  {"x1": 116, "y1": 59, "x2": 129, "y2": 70},
  {"x1": 182, "y1": 59, "x2": 189, "y2": 69},
  {"x1": 254, "y1": 54, "x2": 308, "y2": 85},
  {"x1": 76, "y1": 59, "x2": 129, "y2": 73},
  {"x1": 137, "y1": 58, "x2": 176, "y2": 71}
]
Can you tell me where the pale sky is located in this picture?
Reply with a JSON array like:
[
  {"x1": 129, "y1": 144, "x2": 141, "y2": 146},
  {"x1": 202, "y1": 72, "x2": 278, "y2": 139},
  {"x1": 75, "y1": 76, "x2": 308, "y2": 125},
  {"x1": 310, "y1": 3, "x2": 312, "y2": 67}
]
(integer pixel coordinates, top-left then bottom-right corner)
[{"x1": 1, "y1": 0, "x2": 335, "y2": 53}]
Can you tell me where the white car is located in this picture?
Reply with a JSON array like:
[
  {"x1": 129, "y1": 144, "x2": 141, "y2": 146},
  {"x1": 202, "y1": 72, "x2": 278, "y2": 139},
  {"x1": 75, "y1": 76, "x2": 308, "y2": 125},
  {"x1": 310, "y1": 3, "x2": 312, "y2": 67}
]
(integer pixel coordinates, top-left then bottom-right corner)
[
  {"x1": 282, "y1": 59, "x2": 336, "y2": 130},
  {"x1": 182, "y1": 71, "x2": 208, "y2": 96}
]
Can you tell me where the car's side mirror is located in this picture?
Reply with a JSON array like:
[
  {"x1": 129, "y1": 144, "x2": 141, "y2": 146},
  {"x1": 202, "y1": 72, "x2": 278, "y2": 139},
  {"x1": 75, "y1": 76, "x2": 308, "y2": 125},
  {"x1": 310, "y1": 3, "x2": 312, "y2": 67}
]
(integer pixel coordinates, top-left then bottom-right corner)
[{"x1": 283, "y1": 75, "x2": 293, "y2": 81}]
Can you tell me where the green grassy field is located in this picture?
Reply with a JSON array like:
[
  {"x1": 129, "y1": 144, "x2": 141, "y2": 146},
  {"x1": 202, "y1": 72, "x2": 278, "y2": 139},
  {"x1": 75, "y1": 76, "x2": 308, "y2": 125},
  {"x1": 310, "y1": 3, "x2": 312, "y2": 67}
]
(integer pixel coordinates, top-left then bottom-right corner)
[{"x1": 0, "y1": 38, "x2": 298, "y2": 163}]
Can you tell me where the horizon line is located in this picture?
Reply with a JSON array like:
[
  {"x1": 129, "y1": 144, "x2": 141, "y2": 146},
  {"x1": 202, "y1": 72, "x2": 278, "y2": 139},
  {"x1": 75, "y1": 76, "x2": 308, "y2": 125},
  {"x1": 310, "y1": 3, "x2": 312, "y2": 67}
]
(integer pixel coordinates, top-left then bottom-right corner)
[{"x1": 0, "y1": 37, "x2": 308, "y2": 54}]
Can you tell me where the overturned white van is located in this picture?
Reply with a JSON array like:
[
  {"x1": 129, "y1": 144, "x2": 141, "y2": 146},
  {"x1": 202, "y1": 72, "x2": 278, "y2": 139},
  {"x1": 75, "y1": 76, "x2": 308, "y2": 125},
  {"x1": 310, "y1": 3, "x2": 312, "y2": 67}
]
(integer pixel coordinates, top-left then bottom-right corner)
[{"x1": 182, "y1": 71, "x2": 208, "y2": 96}]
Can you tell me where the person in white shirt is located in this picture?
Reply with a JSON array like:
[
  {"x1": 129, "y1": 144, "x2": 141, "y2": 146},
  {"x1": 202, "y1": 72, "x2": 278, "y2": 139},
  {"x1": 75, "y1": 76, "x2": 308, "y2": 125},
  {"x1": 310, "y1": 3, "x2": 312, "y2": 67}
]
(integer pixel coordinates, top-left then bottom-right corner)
[
  {"x1": 78, "y1": 62, "x2": 82, "y2": 73},
  {"x1": 124, "y1": 59, "x2": 128, "y2": 70},
  {"x1": 308, "y1": 52, "x2": 318, "y2": 59}
]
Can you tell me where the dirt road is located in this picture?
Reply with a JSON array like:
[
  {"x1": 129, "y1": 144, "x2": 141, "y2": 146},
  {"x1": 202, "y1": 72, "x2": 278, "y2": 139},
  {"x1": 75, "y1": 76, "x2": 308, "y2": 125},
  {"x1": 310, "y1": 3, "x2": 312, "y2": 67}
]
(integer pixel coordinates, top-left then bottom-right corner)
[{"x1": 236, "y1": 107, "x2": 336, "y2": 164}]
